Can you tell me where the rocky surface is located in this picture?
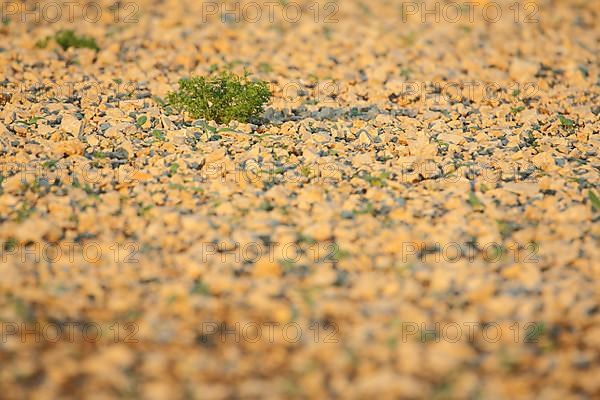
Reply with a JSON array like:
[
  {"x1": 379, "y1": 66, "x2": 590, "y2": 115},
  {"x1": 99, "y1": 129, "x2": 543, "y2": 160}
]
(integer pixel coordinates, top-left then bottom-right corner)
[{"x1": 0, "y1": 0, "x2": 599, "y2": 398}]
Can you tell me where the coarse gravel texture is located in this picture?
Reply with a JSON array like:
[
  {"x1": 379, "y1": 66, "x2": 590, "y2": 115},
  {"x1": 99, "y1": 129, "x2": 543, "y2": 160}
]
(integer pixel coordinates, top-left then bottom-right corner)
[{"x1": 0, "y1": 0, "x2": 599, "y2": 399}]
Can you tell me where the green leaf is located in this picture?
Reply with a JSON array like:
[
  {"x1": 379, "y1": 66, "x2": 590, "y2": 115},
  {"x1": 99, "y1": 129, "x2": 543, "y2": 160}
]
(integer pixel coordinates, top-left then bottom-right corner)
[
  {"x1": 152, "y1": 129, "x2": 166, "y2": 141},
  {"x1": 588, "y1": 190, "x2": 600, "y2": 213},
  {"x1": 42, "y1": 160, "x2": 58, "y2": 169},
  {"x1": 35, "y1": 36, "x2": 51, "y2": 48},
  {"x1": 468, "y1": 192, "x2": 484, "y2": 209},
  {"x1": 558, "y1": 115, "x2": 575, "y2": 127},
  {"x1": 191, "y1": 281, "x2": 210, "y2": 296},
  {"x1": 136, "y1": 116, "x2": 147, "y2": 127}
]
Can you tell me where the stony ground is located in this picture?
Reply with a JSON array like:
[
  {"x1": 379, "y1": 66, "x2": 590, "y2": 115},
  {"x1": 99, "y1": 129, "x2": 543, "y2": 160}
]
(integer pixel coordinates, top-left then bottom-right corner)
[{"x1": 0, "y1": 0, "x2": 599, "y2": 399}]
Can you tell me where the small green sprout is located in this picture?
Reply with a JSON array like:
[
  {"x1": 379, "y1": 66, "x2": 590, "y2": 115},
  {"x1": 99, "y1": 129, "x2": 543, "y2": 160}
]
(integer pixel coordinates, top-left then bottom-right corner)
[
  {"x1": 168, "y1": 163, "x2": 179, "y2": 175},
  {"x1": 35, "y1": 37, "x2": 51, "y2": 49},
  {"x1": 16, "y1": 201, "x2": 34, "y2": 222},
  {"x1": 258, "y1": 201, "x2": 275, "y2": 211},
  {"x1": 152, "y1": 129, "x2": 166, "y2": 141},
  {"x1": 3, "y1": 237, "x2": 16, "y2": 252},
  {"x1": 588, "y1": 190, "x2": 600, "y2": 213},
  {"x1": 167, "y1": 71, "x2": 271, "y2": 124},
  {"x1": 558, "y1": 114, "x2": 575, "y2": 128},
  {"x1": 42, "y1": 30, "x2": 100, "y2": 51},
  {"x1": 136, "y1": 116, "x2": 147, "y2": 127},
  {"x1": 15, "y1": 116, "x2": 42, "y2": 126},
  {"x1": 258, "y1": 62, "x2": 273, "y2": 73},
  {"x1": 468, "y1": 191, "x2": 484, "y2": 210},
  {"x1": 525, "y1": 322, "x2": 546, "y2": 342},
  {"x1": 191, "y1": 281, "x2": 210, "y2": 296},
  {"x1": 300, "y1": 165, "x2": 312, "y2": 178},
  {"x1": 42, "y1": 160, "x2": 58, "y2": 169},
  {"x1": 360, "y1": 171, "x2": 390, "y2": 188}
]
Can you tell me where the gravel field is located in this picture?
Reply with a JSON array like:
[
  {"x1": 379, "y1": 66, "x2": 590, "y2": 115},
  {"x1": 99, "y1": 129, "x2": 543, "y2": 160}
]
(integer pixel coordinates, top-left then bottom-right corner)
[{"x1": 0, "y1": 0, "x2": 599, "y2": 398}]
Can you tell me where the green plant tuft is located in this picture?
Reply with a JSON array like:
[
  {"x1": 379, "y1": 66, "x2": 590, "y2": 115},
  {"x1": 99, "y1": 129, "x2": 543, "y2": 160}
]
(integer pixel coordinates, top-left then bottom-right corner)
[
  {"x1": 558, "y1": 114, "x2": 575, "y2": 128},
  {"x1": 167, "y1": 71, "x2": 271, "y2": 124},
  {"x1": 588, "y1": 190, "x2": 600, "y2": 213},
  {"x1": 51, "y1": 29, "x2": 99, "y2": 51}
]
